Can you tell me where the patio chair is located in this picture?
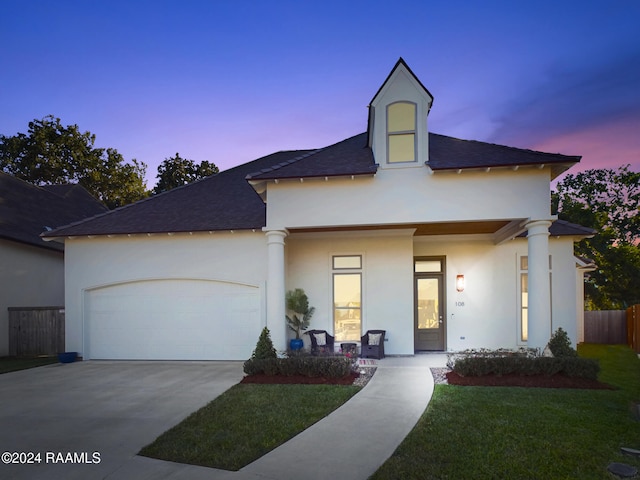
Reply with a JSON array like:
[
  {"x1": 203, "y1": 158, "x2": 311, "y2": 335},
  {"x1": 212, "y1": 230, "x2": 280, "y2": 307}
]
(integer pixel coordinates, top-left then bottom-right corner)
[
  {"x1": 361, "y1": 330, "x2": 386, "y2": 359},
  {"x1": 305, "y1": 329, "x2": 335, "y2": 355}
]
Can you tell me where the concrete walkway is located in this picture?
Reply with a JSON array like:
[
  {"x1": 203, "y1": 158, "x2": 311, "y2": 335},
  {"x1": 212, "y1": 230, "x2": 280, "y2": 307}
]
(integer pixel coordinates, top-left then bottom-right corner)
[
  {"x1": 114, "y1": 354, "x2": 448, "y2": 480},
  {"x1": 0, "y1": 354, "x2": 447, "y2": 480}
]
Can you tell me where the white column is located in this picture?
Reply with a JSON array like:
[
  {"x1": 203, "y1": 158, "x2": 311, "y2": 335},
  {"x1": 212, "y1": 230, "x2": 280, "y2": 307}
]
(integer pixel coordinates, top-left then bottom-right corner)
[
  {"x1": 526, "y1": 219, "x2": 552, "y2": 352},
  {"x1": 265, "y1": 229, "x2": 287, "y2": 352}
]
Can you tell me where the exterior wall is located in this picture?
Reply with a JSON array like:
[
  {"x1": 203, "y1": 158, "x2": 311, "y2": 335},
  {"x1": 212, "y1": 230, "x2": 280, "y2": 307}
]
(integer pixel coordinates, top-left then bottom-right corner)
[
  {"x1": 550, "y1": 238, "x2": 580, "y2": 346},
  {"x1": 64, "y1": 231, "x2": 267, "y2": 357},
  {"x1": 576, "y1": 269, "x2": 587, "y2": 343},
  {"x1": 286, "y1": 230, "x2": 415, "y2": 355},
  {"x1": 415, "y1": 235, "x2": 579, "y2": 351},
  {"x1": 286, "y1": 231, "x2": 580, "y2": 354},
  {"x1": 266, "y1": 168, "x2": 552, "y2": 231},
  {"x1": 0, "y1": 239, "x2": 64, "y2": 356}
]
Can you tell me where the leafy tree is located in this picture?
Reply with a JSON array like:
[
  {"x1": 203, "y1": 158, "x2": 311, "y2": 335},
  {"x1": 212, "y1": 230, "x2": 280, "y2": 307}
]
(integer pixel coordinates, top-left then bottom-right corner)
[
  {"x1": 0, "y1": 115, "x2": 148, "y2": 209},
  {"x1": 153, "y1": 153, "x2": 218, "y2": 194},
  {"x1": 552, "y1": 165, "x2": 640, "y2": 309}
]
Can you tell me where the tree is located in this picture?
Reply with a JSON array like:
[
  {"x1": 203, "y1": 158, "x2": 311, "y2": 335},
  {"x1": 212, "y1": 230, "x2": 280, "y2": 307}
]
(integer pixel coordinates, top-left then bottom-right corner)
[
  {"x1": 552, "y1": 165, "x2": 640, "y2": 309},
  {"x1": 0, "y1": 115, "x2": 148, "y2": 209},
  {"x1": 153, "y1": 153, "x2": 218, "y2": 194}
]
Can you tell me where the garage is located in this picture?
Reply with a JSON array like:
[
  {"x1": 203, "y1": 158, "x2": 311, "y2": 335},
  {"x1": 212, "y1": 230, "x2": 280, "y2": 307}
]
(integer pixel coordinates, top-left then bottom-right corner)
[{"x1": 84, "y1": 279, "x2": 262, "y2": 360}]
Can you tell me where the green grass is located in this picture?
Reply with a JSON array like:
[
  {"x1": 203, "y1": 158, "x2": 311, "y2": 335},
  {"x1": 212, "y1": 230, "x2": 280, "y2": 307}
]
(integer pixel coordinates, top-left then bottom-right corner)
[
  {"x1": 0, "y1": 356, "x2": 58, "y2": 374},
  {"x1": 371, "y1": 344, "x2": 640, "y2": 480},
  {"x1": 139, "y1": 383, "x2": 360, "y2": 470}
]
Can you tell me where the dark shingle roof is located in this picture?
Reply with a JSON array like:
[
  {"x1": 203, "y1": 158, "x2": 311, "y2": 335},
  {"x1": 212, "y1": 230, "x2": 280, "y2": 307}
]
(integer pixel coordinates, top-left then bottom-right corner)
[
  {"x1": 548, "y1": 220, "x2": 595, "y2": 237},
  {"x1": 41, "y1": 132, "x2": 583, "y2": 238},
  {"x1": 429, "y1": 133, "x2": 580, "y2": 177},
  {"x1": 0, "y1": 172, "x2": 108, "y2": 251},
  {"x1": 245, "y1": 133, "x2": 376, "y2": 181},
  {"x1": 43, "y1": 150, "x2": 314, "y2": 237}
]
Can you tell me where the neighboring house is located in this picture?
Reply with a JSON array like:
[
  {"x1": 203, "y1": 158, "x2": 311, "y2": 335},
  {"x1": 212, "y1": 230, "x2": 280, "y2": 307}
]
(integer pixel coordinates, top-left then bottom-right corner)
[
  {"x1": 0, "y1": 173, "x2": 108, "y2": 356},
  {"x1": 43, "y1": 59, "x2": 595, "y2": 361}
]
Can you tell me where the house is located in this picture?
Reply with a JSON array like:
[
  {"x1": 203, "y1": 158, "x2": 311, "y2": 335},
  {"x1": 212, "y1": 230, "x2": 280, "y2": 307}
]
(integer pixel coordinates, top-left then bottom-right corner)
[
  {"x1": 0, "y1": 173, "x2": 108, "y2": 356},
  {"x1": 43, "y1": 59, "x2": 595, "y2": 361}
]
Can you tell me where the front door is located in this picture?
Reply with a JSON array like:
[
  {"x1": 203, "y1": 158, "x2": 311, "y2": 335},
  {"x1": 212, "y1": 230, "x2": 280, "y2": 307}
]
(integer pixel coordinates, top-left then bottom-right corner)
[{"x1": 415, "y1": 273, "x2": 445, "y2": 351}]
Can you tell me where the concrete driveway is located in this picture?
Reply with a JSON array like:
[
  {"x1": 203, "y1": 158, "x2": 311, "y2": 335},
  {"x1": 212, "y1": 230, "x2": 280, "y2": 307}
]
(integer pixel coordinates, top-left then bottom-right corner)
[{"x1": 0, "y1": 360, "x2": 244, "y2": 480}]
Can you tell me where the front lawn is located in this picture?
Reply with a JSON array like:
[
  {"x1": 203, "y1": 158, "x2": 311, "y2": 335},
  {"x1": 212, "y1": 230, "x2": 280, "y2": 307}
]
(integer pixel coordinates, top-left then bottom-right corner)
[
  {"x1": 0, "y1": 356, "x2": 58, "y2": 374},
  {"x1": 139, "y1": 383, "x2": 360, "y2": 471},
  {"x1": 371, "y1": 344, "x2": 640, "y2": 480}
]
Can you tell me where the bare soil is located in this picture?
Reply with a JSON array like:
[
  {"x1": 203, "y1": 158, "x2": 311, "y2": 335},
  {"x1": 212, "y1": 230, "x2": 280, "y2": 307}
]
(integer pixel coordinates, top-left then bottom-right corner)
[{"x1": 445, "y1": 371, "x2": 615, "y2": 389}]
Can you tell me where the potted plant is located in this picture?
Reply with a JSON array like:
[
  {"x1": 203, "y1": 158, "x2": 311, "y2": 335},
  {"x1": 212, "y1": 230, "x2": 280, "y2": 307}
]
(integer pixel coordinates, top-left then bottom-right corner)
[{"x1": 285, "y1": 288, "x2": 315, "y2": 351}]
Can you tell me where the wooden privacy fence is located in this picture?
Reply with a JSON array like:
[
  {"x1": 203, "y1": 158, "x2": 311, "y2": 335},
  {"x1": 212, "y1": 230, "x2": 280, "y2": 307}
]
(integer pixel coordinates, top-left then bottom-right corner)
[
  {"x1": 8, "y1": 307, "x2": 65, "y2": 357},
  {"x1": 629, "y1": 304, "x2": 640, "y2": 353},
  {"x1": 583, "y1": 305, "x2": 640, "y2": 352},
  {"x1": 584, "y1": 310, "x2": 628, "y2": 344}
]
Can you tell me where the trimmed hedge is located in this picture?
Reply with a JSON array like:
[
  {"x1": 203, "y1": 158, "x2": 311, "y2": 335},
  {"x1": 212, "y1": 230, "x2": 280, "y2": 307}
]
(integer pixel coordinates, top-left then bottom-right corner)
[
  {"x1": 453, "y1": 356, "x2": 600, "y2": 380},
  {"x1": 243, "y1": 355, "x2": 353, "y2": 379}
]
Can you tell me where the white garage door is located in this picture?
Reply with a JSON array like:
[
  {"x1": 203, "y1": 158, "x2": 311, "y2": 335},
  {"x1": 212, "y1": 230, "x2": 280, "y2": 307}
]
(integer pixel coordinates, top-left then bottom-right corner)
[{"x1": 85, "y1": 279, "x2": 261, "y2": 360}]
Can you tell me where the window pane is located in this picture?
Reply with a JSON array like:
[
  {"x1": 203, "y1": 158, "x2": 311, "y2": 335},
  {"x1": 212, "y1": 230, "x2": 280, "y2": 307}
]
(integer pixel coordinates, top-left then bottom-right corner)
[
  {"x1": 388, "y1": 102, "x2": 415, "y2": 132},
  {"x1": 521, "y1": 308, "x2": 528, "y2": 342},
  {"x1": 333, "y1": 255, "x2": 362, "y2": 269},
  {"x1": 334, "y1": 274, "x2": 361, "y2": 308},
  {"x1": 389, "y1": 134, "x2": 415, "y2": 163},
  {"x1": 415, "y1": 260, "x2": 441, "y2": 273},
  {"x1": 417, "y1": 278, "x2": 439, "y2": 329},
  {"x1": 334, "y1": 309, "x2": 361, "y2": 342},
  {"x1": 334, "y1": 273, "x2": 361, "y2": 342}
]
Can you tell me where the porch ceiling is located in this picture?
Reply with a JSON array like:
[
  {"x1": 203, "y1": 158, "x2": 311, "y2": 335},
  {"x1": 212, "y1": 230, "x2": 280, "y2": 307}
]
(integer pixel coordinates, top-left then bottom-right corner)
[{"x1": 289, "y1": 220, "x2": 512, "y2": 236}]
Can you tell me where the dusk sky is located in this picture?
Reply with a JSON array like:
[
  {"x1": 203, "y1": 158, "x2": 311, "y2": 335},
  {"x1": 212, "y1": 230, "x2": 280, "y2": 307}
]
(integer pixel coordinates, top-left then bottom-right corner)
[{"x1": 1, "y1": 0, "x2": 639, "y2": 188}]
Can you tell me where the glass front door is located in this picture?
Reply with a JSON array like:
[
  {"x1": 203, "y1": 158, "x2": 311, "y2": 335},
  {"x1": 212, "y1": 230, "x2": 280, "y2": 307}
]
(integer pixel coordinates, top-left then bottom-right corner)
[{"x1": 415, "y1": 275, "x2": 445, "y2": 350}]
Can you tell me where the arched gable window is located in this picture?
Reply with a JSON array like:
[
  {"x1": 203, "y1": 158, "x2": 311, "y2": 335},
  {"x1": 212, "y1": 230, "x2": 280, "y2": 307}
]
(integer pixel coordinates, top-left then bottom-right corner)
[{"x1": 387, "y1": 101, "x2": 416, "y2": 163}]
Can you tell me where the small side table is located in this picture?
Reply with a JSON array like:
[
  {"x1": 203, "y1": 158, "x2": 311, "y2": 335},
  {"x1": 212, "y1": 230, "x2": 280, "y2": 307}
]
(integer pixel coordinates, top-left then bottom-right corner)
[{"x1": 341, "y1": 342, "x2": 357, "y2": 356}]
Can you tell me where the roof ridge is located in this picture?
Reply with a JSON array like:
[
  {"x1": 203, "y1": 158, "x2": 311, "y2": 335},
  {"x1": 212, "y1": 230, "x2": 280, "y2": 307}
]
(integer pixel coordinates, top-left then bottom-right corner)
[{"x1": 245, "y1": 149, "x2": 323, "y2": 180}]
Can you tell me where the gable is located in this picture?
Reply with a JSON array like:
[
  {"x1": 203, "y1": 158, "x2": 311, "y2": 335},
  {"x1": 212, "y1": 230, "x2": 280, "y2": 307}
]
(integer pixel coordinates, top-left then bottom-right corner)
[{"x1": 368, "y1": 58, "x2": 434, "y2": 168}]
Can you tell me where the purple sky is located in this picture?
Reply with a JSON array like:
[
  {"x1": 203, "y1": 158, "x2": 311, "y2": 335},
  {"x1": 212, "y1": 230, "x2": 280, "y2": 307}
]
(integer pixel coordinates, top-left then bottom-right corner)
[{"x1": 1, "y1": 1, "x2": 638, "y2": 188}]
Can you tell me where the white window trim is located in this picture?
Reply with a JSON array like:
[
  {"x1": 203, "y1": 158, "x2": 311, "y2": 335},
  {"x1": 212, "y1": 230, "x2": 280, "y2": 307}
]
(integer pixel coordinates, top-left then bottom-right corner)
[
  {"x1": 517, "y1": 254, "x2": 552, "y2": 345},
  {"x1": 386, "y1": 101, "x2": 417, "y2": 164},
  {"x1": 331, "y1": 253, "x2": 365, "y2": 343}
]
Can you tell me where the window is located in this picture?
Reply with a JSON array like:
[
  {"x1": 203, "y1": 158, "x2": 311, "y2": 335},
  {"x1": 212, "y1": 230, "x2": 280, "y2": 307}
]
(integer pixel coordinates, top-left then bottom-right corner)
[
  {"x1": 415, "y1": 260, "x2": 442, "y2": 273},
  {"x1": 519, "y1": 255, "x2": 552, "y2": 343},
  {"x1": 333, "y1": 255, "x2": 362, "y2": 342},
  {"x1": 387, "y1": 102, "x2": 416, "y2": 163}
]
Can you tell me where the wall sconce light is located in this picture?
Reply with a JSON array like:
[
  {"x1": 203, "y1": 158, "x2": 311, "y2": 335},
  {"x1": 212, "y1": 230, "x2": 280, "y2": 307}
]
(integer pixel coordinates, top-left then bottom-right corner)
[{"x1": 456, "y1": 274, "x2": 465, "y2": 292}]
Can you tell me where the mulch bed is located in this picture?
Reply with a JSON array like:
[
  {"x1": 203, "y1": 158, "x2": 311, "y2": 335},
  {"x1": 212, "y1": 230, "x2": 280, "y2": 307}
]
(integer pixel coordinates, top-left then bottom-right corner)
[
  {"x1": 446, "y1": 371, "x2": 615, "y2": 389},
  {"x1": 240, "y1": 371, "x2": 361, "y2": 385}
]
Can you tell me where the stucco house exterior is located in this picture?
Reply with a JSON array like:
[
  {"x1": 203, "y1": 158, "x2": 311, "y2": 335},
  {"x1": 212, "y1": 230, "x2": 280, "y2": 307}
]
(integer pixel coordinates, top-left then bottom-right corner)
[
  {"x1": 44, "y1": 59, "x2": 594, "y2": 360},
  {"x1": 0, "y1": 173, "x2": 107, "y2": 356}
]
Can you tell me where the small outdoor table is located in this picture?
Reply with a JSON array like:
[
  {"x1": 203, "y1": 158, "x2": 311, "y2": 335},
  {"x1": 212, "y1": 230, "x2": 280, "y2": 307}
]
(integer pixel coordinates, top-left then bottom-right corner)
[{"x1": 340, "y1": 343, "x2": 358, "y2": 356}]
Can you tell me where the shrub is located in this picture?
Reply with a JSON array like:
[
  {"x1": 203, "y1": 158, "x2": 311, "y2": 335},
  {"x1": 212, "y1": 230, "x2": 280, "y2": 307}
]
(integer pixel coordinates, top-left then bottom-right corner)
[
  {"x1": 446, "y1": 347, "x2": 536, "y2": 369},
  {"x1": 547, "y1": 327, "x2": 578, "y2": 357},
  {"x1": 243, "y1": 354, "x2": 352, "y2": 379},
  {"x1": 251, "y1": 327, "x2": 277, "y2": 360},
  {"x1": 452, "y1": 355, "x2": 599, "y2": 380}
]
